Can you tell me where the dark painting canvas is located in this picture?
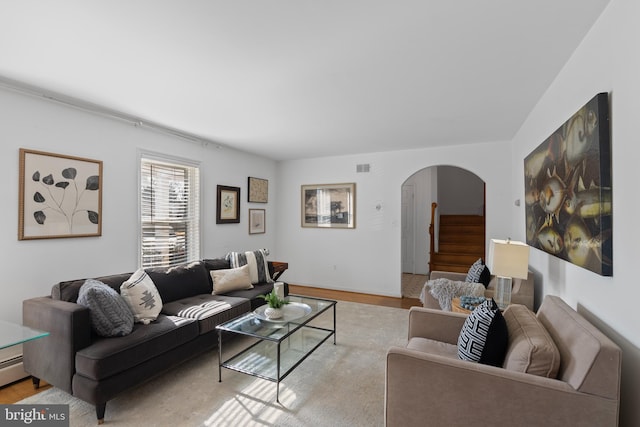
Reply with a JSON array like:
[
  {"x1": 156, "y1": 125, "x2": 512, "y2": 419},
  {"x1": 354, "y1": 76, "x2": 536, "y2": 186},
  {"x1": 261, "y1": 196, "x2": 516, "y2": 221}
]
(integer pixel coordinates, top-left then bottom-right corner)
[{"x1": 524, "y1": 93, "x2": 612, "y2": 276}]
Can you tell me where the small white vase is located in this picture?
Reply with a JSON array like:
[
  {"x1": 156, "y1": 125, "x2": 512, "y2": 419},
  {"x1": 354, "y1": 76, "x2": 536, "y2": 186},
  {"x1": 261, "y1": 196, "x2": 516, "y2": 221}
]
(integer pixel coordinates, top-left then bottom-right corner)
[{"x1": 265, "y1": 307, "x2": 283, "y2": 319}]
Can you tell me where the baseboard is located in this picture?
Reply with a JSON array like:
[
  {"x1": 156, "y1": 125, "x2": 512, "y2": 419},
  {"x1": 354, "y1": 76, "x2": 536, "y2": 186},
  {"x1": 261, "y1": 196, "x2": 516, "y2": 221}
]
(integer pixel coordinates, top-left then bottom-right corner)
[{"x1": 0, "y1": 358, "x2": 29, "y2": 387}]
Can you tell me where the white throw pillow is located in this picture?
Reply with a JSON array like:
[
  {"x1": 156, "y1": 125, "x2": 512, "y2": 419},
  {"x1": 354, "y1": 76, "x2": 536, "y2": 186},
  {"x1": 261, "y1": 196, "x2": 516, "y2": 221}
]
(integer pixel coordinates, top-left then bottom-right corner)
[
  {"x1": 211, "y1": 265, "x2": 254, "y2": 294},
  {"x1": 120, "y1": 269, "x2": 163, "y2": 324}
]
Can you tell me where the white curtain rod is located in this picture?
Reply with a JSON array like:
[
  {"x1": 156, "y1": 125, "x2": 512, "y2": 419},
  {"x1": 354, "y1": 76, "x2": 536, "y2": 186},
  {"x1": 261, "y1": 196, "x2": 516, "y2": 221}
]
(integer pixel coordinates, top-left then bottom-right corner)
[{"x1": 0, "y1": 74, "x2": 223, "y2": 149}]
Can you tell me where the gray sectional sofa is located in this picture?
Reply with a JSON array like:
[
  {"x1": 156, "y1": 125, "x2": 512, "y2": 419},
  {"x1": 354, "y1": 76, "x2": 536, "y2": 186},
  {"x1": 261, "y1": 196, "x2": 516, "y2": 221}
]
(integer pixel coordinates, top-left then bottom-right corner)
[{"x1": 22, "y1": 258, "x2": 287, "y2": 424}]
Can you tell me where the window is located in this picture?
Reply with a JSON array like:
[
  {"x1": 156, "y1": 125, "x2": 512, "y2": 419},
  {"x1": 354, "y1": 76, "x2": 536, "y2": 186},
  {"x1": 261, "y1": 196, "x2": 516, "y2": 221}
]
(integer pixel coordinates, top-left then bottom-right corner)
[{"x1": 139, "y1": 153, "x2": 200, "y2": 268}]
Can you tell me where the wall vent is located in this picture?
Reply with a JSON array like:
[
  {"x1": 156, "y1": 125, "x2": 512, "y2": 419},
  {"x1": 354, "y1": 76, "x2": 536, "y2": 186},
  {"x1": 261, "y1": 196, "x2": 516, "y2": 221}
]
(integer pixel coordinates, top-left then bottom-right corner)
[{"x1": 356, "y1": 164, "x2": 370, "y2": 173}]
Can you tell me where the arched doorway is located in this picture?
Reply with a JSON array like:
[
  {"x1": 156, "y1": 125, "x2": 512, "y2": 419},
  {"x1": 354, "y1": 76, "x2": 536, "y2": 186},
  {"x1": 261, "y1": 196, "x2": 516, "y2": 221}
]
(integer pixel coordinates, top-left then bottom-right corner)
[{"x1": 401, "y1": 165, "x2": 485, "y2": 299}]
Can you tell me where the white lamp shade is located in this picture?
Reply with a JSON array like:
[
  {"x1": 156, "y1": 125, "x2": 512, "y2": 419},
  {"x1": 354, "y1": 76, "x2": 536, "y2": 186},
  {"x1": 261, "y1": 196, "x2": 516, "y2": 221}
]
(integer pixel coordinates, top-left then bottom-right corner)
[{"x1": 487, "y1": 239, "x2": 530, "y2": 279}]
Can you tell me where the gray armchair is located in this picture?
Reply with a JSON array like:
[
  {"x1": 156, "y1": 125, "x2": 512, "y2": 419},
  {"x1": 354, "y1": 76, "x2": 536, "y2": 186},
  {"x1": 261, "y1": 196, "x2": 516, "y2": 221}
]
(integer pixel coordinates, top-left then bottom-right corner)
[{"x1": 385, "y1": 296, "x2": 621, "y2": 426}]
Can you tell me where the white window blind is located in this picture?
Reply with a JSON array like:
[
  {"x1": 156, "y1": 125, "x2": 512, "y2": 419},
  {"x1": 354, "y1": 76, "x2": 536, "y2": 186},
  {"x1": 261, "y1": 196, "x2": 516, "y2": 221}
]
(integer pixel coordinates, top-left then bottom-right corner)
[{"x1": 140, "y1": 156, "x2": 200, "y2": 268}]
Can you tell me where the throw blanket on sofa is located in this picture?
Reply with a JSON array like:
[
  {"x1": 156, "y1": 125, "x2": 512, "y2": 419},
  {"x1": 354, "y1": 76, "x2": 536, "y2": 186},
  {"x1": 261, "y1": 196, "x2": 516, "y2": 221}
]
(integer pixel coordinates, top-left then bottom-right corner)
[{"x1": 421, "y1": 278, "x2": 485, "y2": 311}]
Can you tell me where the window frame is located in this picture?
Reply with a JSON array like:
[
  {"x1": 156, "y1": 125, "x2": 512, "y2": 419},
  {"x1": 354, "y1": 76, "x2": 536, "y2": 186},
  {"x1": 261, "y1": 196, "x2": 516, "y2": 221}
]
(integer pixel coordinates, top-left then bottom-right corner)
[{"x1": 138, "y1": 150, "x2": 202, "y2": 269}]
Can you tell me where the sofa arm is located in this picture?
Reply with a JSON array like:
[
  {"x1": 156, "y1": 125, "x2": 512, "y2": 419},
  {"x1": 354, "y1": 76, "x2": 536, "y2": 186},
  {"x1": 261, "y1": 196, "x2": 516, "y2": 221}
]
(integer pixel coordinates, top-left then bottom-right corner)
[
  {"x1": 385, "y1": 347, "x2": 618, "y2": 427},
  {"x1": 22, "y1": 297, "x2": 92, "y2": 394},
  {"x1": 408, "y1": 307, "x2": 467, "y2": 344}
]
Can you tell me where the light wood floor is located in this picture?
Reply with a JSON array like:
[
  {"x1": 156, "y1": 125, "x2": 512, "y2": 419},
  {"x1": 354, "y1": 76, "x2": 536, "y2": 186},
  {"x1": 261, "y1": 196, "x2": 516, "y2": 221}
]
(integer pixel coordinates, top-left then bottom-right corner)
[{"x1": 0, "y1": 285, "x2": 421, "y2": 404}]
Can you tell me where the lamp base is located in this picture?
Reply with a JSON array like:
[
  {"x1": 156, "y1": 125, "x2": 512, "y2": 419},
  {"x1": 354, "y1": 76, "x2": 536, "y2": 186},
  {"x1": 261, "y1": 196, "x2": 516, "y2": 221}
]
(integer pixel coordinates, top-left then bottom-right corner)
[{"x1": 495, "y1": 276, "x2": 512, "y2": 310}]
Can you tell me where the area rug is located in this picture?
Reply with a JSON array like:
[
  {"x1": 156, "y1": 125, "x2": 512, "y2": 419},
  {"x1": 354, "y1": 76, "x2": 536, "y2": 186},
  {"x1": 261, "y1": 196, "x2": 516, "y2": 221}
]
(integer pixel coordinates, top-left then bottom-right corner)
[{"x1": 18, "y1": 301, "x2": 408, "y2": 427}]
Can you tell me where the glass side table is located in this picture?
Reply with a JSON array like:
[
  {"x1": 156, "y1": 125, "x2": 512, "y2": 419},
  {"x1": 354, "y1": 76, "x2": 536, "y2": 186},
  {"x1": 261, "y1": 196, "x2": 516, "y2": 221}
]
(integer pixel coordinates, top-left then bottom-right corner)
[{"x1": 0, "y1": 319, "x2": 49, "y2": 350}]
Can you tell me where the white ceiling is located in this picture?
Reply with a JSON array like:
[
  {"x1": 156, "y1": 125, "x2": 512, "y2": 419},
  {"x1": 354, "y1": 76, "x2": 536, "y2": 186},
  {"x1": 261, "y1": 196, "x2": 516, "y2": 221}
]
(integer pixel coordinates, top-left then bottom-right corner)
[{"x1": 0, "y1": 1, "x2": 610, "y2": 161}]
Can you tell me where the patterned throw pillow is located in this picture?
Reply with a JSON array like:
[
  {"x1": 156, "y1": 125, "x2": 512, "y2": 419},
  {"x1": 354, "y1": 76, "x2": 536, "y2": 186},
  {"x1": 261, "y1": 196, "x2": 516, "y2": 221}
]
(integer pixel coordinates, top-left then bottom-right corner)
[
  {"x1": 121, "y1": 269, "x2": 163, "y2": 324},
  {"x1": 457, "y1": 299, "x2": 508, "y2": 366},
  {"x1": 226, "y1": 249, "x2": 273, "y2": 284},
  {"x1": 77, "y1": 279, "x2": 134, "y2": 337},
  {"x1": 465, "y1": 258, "x2": 491, "y2": 288}
]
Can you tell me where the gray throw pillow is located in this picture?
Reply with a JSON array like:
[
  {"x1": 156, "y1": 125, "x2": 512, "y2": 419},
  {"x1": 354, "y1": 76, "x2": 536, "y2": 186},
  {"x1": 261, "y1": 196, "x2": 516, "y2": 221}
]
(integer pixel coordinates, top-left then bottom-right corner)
[{"x1": 77, "y1": 279, "x2": 134, "y2": 337}]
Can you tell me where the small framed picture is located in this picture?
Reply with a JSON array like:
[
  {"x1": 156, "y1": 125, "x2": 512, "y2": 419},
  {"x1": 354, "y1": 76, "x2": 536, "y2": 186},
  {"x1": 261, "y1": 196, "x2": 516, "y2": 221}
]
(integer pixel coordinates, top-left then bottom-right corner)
[
  {"x1": 249, "y1": 209, "x2": 266, "y2": 234},
  {"x1": 19, "y1": 148, "x2": 103, "y2": 240},
  {"x1": 301, "y1": 183, "x2": 356, "y2": 229},
  {"x1": 248, "y1": 177, "x2": 268, "y2": 203},
  {"x1": 216, "y1": 185, "x2": 240, "y2": 224}
]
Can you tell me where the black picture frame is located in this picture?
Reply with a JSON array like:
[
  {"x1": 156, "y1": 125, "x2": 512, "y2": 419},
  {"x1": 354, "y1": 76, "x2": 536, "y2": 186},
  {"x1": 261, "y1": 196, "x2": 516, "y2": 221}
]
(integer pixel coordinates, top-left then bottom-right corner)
[{"x1": 216, "y1": 185, "x2": 240, "y2": 224}]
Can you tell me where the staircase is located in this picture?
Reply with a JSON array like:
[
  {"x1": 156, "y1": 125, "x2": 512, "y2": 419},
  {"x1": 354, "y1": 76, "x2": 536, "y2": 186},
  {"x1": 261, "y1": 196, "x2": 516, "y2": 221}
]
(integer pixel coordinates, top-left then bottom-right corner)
[{"x1": 429, "y1": 214, "x2": 485, "y2": 274}]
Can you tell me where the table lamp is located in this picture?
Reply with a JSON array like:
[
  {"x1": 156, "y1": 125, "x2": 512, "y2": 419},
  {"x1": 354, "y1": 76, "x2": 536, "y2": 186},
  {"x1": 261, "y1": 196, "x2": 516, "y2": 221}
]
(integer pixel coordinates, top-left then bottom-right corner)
[{"x1": 487, "y1": 238, "x2": 530, "y2": 309}]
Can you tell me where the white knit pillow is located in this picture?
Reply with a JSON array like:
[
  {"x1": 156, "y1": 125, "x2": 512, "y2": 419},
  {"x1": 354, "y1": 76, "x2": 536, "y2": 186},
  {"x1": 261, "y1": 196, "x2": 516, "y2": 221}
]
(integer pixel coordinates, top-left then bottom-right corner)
[
  {"x1": 210, "y1": 265, "x2": 254, "y2": 294},
  {"x1": 120, "y1": 269, "x2": 163, "y2": 324}
]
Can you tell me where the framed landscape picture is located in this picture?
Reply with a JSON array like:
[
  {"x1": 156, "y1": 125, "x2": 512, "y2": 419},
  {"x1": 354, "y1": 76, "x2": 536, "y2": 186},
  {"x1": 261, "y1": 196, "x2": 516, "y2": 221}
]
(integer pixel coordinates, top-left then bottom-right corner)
[
  {"x1": 301, "y1": 183, "x2": 355, "y2": 229},
  {"x1": 249, "y1": 209, "x2": 266, "y2": 234},
  {"x1": 248, "y1": 177, "x2": 268, "y2": 203},
  {"x1": 19, "y1": 148, "x2": 103, "y2": 240},
  {"x1": 216, "y1": 185, "x2": 240, "y2": 224}
]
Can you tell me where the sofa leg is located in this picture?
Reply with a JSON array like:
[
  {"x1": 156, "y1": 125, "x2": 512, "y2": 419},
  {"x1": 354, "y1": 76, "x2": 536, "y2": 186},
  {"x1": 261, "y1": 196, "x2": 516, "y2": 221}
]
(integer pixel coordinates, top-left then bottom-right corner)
[
  {"x1": 96, "y1": 403, "x2": 106, "y2": 425},
  {"x1": 31, "y1": 377, "x2": 40, "y2": 389}
]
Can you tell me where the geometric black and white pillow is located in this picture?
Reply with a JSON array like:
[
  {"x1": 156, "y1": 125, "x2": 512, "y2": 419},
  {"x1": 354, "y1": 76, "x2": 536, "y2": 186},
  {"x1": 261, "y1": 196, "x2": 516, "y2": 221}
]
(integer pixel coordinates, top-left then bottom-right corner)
[
  {"x1": 457, "y1": 299, "x2": 508, "y2": 367},
  {"x1": 226, "y1": 249, "x2": 273, "y2": 284},
  {"x1": 465, "y1": 258, "x2": 484, "y2": 283},
  {"x1": 465, "y1": 258, "x2": 491, "y2": 288}
]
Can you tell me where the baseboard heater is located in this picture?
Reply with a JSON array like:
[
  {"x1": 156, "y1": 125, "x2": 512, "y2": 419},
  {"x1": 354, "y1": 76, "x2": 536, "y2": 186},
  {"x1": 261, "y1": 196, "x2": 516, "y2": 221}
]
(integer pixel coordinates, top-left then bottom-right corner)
[{"x1": 0, "y1": 354, "x2": 29, "y2": 387}]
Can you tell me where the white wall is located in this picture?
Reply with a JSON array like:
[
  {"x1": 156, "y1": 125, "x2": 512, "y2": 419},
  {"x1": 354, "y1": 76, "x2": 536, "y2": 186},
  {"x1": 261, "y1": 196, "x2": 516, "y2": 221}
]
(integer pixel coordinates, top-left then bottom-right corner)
[
  {"x1": 276, "y1": 141, "x2": 513, "y2": 297},
  {"x1": 511, "y1": 1, "x2": 639, "y2": 424},
  {"x1": 0, "y1": 87, "x2": 278, "y2": 324},
  {"x1": 511, "y1": 0, "x2": 638, "y2": 346}
]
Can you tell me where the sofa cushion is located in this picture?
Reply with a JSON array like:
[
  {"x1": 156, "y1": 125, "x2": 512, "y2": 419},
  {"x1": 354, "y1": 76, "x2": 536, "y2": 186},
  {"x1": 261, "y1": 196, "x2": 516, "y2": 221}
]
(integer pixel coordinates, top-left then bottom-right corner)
[
  {"x1": 210, "y1": 265, "x2": 253, "y2": 295},
  {"x1": 458, "y1": 299, "x2": 508, "y2": 366},
  {"x1": 146, "y1": 261, "x2": 211, "y2": 303},
  {"x1": 408, "y1": 337, "x2": 458, "y2": 359},
  {"x1": 53, "y1": 273, "x2": 132, "y2": 302},
  {"x1": 465, "y1": 258, "x2": 491, "y2": 288},
  {"x1": 77, "y1": 279, "x2": 134, "y2": 337},
  {"x1": 502, "y1": 304, "x2": 561, "y2": 378},
  {"x1": 227, "y1": 249, "x2": 273, "y2": 284},
  {"x1": 120, "y1": 269, "x2": 163, "y2": 324},
  {"x1": 221, "y1": 282, "x2": 280, "y2": 310},
  {"x1": 161, "y1": 294, "x2": 251, "y2": 334},
  {"x1": 75, "y1": 315, "x2": 199, "y2": 381}
]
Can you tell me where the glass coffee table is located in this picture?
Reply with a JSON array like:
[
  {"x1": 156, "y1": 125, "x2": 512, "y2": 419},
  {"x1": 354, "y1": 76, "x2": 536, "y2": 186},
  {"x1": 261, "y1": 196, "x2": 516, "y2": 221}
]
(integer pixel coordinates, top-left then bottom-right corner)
[
  {"x1": 216, "y1": 295, "x2": 336, "y2": 402},
  {"x1": 0, "y1": 319, "x2": 49, "y2": 349}
]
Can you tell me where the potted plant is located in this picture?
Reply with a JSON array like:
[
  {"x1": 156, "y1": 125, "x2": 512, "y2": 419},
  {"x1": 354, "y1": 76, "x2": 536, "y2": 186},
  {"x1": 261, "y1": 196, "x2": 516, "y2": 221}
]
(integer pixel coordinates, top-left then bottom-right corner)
[{"x1": 258, "y1": 289, "x2": 289, "y2": 319}]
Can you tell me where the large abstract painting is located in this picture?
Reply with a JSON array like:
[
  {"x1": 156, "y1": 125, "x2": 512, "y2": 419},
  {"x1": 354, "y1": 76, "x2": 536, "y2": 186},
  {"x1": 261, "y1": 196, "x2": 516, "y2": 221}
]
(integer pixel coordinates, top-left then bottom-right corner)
[{"x1": 524, "y1": 93, "x2": 612, "y2": 276}]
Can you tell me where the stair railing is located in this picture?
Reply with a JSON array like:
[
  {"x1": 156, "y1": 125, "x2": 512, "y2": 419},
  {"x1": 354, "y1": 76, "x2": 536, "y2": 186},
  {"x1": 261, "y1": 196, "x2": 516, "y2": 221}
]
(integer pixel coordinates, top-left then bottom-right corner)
[{"x1": 428, "y1": 202, "x2": 437, "y2": 273}]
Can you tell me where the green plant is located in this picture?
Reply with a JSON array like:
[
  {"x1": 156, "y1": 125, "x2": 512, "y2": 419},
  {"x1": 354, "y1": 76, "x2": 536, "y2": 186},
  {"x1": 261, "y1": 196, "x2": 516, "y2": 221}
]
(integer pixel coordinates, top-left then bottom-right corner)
[{"x1": 258, "y1": 289, "x2": 289, "y2": 309}]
